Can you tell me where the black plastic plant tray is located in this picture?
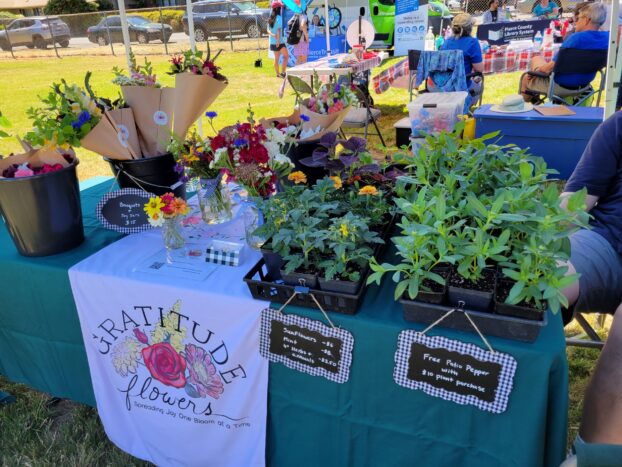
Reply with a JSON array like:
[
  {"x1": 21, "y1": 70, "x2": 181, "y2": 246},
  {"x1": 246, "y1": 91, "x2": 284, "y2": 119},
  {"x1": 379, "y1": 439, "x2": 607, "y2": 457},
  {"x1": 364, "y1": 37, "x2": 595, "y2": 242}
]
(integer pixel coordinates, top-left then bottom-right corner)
[
  {"x1": 399, "y1": 298, "x2": 547, "y2": 343},
  {"x1": 243, "y1": 259, "x2": 370, "y2": 315}
]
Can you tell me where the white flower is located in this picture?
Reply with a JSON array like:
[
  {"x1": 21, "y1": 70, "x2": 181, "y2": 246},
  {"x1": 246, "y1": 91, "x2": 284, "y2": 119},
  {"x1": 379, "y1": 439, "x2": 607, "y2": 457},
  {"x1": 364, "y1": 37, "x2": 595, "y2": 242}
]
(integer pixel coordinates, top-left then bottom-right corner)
[
  {"x1": 111, "y1": 336, "x2": 145, "y2": 377},
  {"x1": 214, "y1": 147, "x2": 228, "y2": 165},
  {"x1": 148, "y1": 215, "x2": 165, "y2": 227}
]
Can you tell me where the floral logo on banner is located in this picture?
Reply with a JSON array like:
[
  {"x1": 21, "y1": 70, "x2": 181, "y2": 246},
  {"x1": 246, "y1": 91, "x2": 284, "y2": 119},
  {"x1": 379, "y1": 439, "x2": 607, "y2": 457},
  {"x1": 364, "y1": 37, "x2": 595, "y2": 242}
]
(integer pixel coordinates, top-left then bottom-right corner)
[{"x1": 110, "y1": 300, "x2": 224, "y2": 400}]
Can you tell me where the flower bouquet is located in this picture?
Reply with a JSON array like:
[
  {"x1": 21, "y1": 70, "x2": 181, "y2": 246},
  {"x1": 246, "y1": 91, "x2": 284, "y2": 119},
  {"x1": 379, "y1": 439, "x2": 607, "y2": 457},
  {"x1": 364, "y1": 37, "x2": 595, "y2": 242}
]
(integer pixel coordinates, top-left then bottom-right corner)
[
  {"x1": 144, "y1": 192, "x2": 190, "y2": 253},
  {"x1": 167, "y1": 122, "x2": 232, "y2": 224},
  {"x1": 115, "y1": 53, "x2": 174, "y2": 156},
  {"x1": 210, "y1": 106, "x2": 295, "y2": 198},
  {"x1": 25, "y1": 73, "x2": 140, "y2": 160},
  {"x1": 169, "y1": 46, "x2": 228, "y2": 139},
  {"x1": 299, "y1": 78, "x2": 358, "y2": 142}
]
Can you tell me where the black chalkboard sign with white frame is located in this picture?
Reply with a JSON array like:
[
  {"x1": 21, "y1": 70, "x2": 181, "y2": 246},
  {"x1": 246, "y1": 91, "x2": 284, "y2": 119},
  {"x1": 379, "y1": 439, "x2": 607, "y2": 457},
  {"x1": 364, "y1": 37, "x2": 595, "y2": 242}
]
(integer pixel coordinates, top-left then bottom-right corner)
[{"x1": 96, "y1": 188, "x2": 154, "y2": 234}]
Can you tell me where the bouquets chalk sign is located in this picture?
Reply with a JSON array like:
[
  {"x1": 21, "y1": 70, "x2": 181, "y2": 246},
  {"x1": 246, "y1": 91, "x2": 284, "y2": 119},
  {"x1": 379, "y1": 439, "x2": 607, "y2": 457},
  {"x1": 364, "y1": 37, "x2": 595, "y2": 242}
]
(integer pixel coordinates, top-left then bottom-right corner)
[
  {"x1": 96, "y1": 188, "x2": 153, "y2": 234},
  {"x1": 394, "y1": 330, "x2": 517, "y2": 413},
  {"x1": 169, "y1": 47, "x2": 228, "y2": 139},
  {"x1": 260, "y1": 307, "x2": 354, "y2": 383}
]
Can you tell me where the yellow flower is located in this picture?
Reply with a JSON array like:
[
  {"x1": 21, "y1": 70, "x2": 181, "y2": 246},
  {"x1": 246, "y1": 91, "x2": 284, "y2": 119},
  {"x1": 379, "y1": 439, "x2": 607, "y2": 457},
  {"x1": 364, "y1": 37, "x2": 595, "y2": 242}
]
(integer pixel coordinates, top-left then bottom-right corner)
[
  {"x1": 339, "y1": 223, "x2": 349, "y2": 238},
  {"x1": 59, "y1": 143, "x2": 71, "y2": 151},
  {"x1": 144, "y1": 196, "x2": 165, "y2": 218},
  {"x1": 70, "y1": 102, "x2": 81, "y2": 114},
  {"x1": 329, "y1": 176, "x2": 342, "y2": 189},
  {"x1": 288, "y1": 171, "x2": 307, "y2": 185},
  {"x1": 358, "y1": 185, "x2": 379, "y2": 196},
  {"x1": 334, "y1": 143, "x2": 346, "y2": 158}
]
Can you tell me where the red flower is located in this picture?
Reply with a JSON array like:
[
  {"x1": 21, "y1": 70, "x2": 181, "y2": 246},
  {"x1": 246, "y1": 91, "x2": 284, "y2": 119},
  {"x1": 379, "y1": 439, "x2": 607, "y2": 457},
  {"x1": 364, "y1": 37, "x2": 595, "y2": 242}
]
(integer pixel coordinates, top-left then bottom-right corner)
[
  {"x1": 250, "y1": 143, "x2": 269, "y2": 164},
  {"x1": 210, "y1": 134, "x2": 227, "y2": 151},
  {"x1": 141, "y1": 342, "x2": 187, "y2": 388}
]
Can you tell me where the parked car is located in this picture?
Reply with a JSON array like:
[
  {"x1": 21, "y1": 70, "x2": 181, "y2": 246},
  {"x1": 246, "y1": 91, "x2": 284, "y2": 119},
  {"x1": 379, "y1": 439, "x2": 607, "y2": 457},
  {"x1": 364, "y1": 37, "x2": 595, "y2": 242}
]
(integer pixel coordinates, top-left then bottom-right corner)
[
  {"x1": 0, "y1": 16, "x2": 71, "y2": 50},
  {"x1": 182, "y1": 0, "x2": 270, "y2": 42},
  {"x1": 517, "y1": 0, "x2": 581, "y2": 15},
  {"x1": 87, "y1": 15, "x2": 173, "y2": 46}
]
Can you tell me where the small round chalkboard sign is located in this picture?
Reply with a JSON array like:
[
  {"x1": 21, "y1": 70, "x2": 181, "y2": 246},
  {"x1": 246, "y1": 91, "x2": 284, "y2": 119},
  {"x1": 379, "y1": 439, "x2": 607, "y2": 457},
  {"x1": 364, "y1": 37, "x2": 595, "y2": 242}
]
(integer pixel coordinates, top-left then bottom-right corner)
[{"x1": 96, "y1": 188, "x2": 155, "y2": 234}]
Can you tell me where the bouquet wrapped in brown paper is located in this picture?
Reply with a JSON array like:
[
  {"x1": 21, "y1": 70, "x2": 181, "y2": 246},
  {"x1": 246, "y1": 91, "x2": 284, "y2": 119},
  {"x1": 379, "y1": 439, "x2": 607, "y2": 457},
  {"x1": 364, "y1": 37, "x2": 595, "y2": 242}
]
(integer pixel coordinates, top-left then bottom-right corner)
[
  {"x1": 24, "y1": 72, "x2": 141, "y2": 160},
  {"x1": 168, "y1": 46, "x2": 228, "y2": 139},
  {"x1": 81, "y1": 108, "x2": 141, "y2": 160},
  {"x1": 113, "y1": 53, "x2": 174, "y2": 157},
  {"x1": 297, "y1": 79, "x2": 357, "y2": 142}
]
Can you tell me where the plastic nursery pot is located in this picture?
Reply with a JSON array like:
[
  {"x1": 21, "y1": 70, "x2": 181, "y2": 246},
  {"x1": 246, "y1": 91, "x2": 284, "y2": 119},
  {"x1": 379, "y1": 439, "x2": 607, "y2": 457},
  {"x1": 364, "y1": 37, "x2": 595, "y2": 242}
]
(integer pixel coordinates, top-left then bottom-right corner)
[
  {"x1": 447, "y1": 268, "x2": 497, "y2": 312},
  {"x1": 286, "y1": 138, "x2": 331, "y2": 186},
  {"x1": 495, "y1": 279, "x2": 546, "y2": 321},
  {"x1": 280, "y1": 269, "x2": 318, "y2": 289},
  {"x1": 318, "y1": 276, "x2": 363, "y2": 295},
  {"x1": 416, "y1": 267, "x2": 450, "y2": 304},
  {"x1": 0, "y1": 160, "x2": 84, "y2": 257},
  {"x1": 105, "y1": 153, "x2": 186, "y2": 199}
]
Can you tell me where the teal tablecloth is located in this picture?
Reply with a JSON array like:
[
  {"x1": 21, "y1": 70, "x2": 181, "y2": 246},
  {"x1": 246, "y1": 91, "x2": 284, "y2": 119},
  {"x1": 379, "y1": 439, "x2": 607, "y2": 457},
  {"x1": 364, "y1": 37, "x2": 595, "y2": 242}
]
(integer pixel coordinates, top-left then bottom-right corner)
[{"x1": 0, "y1": 179, "x2": 568, "y2": 467}]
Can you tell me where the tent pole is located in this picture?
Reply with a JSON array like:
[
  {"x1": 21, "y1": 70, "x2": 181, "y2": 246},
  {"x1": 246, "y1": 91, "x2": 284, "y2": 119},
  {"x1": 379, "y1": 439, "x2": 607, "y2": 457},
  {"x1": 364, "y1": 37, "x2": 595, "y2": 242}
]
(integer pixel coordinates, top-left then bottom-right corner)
[
  {"x1": 604, "y1": 0, "x2": 620, "y2": 119},
  {"x1": 324, "y1": 0, "x2": 331, "y2": 56},
  {"x1": 186, "y1": 0, "x2": 197, "y2": 52},
  {"x1": 118, "y1": 0, "x2": 132, "y2": 69}
]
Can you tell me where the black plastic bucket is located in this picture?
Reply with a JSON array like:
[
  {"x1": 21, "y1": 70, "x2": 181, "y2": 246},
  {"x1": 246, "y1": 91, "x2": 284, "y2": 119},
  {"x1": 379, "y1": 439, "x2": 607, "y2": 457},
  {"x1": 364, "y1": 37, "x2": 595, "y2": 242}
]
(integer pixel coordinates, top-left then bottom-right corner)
[
  {"x1": 0, "y1": 160, "x2": 84, "y2": 257},
  {"x1": 106, "y1": 153, "x2": 186, "y2": 199},
  {"x1": 286, "y1": 138, "x2": 333, "y2": 186}
]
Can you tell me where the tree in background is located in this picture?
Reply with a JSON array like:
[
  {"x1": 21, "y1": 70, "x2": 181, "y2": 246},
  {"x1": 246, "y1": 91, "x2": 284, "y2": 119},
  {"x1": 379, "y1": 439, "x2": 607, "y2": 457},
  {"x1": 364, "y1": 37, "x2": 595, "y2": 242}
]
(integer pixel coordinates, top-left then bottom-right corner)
[{"x1": 44, "y1": 0, "x2": 98, "y2": 15}]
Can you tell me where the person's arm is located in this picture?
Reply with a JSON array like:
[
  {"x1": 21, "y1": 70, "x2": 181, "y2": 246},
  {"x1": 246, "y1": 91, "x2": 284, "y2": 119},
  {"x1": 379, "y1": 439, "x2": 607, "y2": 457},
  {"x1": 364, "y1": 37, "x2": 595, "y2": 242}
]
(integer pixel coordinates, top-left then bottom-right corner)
[
  {"x1": 482, "y1": 10, "x2": 491, "y2": 24},
  {"x1": 562, "y1": 113, "x2": 622, "y2": 210},
  {"x1": 534, "y1": 59, "x2": 555, "y2": 74},
  {"x1": 470, "y1": 39, "x2": 484, "y2": 73}
]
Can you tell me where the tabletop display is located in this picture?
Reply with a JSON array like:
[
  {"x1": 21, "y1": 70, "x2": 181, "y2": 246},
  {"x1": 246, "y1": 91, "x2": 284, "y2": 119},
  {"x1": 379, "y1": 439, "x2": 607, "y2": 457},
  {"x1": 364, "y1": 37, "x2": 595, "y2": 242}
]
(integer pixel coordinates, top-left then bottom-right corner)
[{"x1": 0, "y1": 43, "x2": 583, "y2": 467}]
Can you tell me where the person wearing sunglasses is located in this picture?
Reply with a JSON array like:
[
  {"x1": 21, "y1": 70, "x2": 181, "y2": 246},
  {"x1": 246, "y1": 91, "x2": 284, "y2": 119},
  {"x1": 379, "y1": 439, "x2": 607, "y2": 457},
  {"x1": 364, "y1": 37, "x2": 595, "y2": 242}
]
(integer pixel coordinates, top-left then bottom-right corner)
[{"x1": 521, "y1": 2, "x2": 608, "y2": 103}]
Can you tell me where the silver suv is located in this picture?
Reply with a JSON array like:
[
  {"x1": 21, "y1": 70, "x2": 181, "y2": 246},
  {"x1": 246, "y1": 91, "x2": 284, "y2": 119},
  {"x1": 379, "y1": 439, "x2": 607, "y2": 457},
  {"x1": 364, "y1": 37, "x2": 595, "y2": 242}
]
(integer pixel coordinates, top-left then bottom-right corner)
[{"x1": 0, "y1": 16, "x2": 71, "y2": 50}]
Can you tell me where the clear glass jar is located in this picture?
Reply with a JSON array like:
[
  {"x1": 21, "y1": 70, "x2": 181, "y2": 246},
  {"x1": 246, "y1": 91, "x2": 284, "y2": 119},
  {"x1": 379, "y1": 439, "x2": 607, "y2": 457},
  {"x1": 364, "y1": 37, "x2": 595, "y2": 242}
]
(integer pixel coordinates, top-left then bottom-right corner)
[{"x1": 198, "y1": 175, "x2": 233, "y2": 225}]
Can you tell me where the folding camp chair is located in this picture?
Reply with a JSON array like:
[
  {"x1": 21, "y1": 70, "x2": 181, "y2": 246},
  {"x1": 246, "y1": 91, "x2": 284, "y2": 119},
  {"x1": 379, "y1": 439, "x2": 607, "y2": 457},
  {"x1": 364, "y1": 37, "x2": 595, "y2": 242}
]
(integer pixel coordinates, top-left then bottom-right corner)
[
  {"x1": 566, "y1": 312, "x2": 608, "y2": 349},
  {"x1": 412, "y1": 50, "x2": 485, "y2": 110},
  {"x1": 288, "y1": 75, "x2": 314, "y2": 105},
  {"x1": 518, "y1": 48, "x2": 607, "y2": 106},
  {"x1": 341, "y1": 86, "x2": 386, "y2": 146}
]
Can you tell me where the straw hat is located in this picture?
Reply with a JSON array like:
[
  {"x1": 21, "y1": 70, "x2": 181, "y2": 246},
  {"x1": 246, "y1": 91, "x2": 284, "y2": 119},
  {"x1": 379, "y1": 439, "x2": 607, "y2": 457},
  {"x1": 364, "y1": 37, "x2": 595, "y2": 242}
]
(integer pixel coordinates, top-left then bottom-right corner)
[{"x1": 490, "y1": 94, "x2": 534, "y2": 113}]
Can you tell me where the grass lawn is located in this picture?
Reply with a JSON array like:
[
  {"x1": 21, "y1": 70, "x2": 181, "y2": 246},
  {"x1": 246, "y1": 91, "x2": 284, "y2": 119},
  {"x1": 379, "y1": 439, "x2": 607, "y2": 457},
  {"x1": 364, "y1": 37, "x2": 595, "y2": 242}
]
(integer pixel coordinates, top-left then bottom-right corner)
[{"x1": 0, "y1": 51, "x2": 607, "y2": 463}]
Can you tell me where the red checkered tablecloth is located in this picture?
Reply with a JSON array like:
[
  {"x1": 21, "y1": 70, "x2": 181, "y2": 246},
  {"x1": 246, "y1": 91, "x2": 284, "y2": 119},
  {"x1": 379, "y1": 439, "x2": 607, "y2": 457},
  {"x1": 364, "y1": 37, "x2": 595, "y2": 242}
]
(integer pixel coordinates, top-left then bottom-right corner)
[{"x1": 372, "y1": 45, "x2": 560, "y2": 94}]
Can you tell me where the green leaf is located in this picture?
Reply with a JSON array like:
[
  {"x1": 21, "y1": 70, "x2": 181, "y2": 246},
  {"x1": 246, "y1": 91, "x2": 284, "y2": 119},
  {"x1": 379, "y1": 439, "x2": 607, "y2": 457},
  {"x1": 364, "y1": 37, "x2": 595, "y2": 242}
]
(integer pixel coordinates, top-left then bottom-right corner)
[{"x1": 506, "y1": 281, "x2": 524, "y2": 304}]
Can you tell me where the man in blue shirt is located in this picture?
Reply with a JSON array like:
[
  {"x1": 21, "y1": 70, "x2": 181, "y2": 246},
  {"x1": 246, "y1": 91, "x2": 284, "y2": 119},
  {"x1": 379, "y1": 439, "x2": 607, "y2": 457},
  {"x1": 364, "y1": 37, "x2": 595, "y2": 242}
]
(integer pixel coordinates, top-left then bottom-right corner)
[
  {"x1": 559, "y1": 112, "x2": 622, "y2": 466},
  {"x1": 520, "y1": 2, "x2": 608, "y2": 102}
]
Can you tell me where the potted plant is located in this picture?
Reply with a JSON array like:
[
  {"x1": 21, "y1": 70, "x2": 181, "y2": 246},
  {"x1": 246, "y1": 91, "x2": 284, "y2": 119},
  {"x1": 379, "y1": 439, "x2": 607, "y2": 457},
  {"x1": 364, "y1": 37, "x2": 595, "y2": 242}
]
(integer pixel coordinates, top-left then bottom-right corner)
[{"x1": 317, "y1": 212, "x2": 383, "y2": 294}]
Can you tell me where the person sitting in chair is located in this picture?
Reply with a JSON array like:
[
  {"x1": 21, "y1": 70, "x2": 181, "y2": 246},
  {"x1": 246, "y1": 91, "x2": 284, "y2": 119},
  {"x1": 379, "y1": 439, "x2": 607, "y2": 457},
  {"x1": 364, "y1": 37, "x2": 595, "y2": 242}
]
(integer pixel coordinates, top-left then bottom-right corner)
[
  {"x1": 558, "y1": 111, "x2": 622, "y2": 466},
  {"x1": 440, "y1": 13, "x2": 484, "y2": 103},
  {"x1": 520, "y1": 2, "x2": 608, "y2": 103}
]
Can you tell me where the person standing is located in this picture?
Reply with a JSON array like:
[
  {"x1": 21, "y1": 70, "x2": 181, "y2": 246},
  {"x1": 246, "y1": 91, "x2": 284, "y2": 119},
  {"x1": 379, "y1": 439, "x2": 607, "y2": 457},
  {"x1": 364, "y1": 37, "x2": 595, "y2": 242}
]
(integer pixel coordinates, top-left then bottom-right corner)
[
  {"x1": 268, "y1": 1, "x2": 288, "y2": 78},
  {"x1": 294, "y1": 12, "x2": 309, "y2": 65},
  {"x1": 482, "y1": 0, "x2": 501, "y2": 24}
]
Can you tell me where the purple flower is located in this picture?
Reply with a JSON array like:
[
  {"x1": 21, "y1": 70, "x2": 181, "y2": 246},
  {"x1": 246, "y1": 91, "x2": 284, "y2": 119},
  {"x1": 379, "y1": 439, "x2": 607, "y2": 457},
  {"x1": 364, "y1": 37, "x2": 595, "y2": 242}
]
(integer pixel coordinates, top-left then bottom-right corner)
[
  {"x1": 234, "y1": 137, "x2": 248, "y2": 147},
  {"x1": 184, "y1": 344, "x2": 224, "y2": 399},
  {"x1": 335, "y1": 83, "x2": 341, "y2": 93},
  {"x1": 205, "y1": 111, "x2": 218, "y2": 119},
  {"x1": 300, "y1": 114, "x2": 310, "y2": 122},
  {"x1": 174, "y1": 162, "x2": 184, "y2": 174}
]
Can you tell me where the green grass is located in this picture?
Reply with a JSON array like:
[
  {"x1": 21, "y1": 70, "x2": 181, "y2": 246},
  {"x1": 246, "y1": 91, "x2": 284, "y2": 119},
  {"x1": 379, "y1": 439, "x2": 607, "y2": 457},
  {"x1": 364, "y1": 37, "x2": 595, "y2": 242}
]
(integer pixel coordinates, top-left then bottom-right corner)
[
  {"x1": 0, "y1": 51, "x2": 605, "y2": 462},
  {"x1": 0, "y1": 51, "x2": 522, "y2": 180}
]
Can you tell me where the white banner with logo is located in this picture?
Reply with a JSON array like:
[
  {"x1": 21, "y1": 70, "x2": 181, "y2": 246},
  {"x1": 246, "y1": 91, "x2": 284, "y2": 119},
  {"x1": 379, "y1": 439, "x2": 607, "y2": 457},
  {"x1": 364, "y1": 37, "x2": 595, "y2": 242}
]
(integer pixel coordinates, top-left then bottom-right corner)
[
  {"x1": 394, "y1": 0, "x2": 429, "y2": 57},
  {"x1": 68, "y1": 218, "x2": 268, "y2": 467}
]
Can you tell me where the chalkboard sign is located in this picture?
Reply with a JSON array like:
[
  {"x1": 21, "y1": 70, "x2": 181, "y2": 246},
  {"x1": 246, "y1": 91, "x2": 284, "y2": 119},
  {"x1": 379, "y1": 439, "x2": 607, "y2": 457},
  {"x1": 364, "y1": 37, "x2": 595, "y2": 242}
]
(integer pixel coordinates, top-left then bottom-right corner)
[
  {"x1": 394, "y1": 331, "x2": 517, "y2": 413},
  {"x1": 260, "y1": 307, "x2": 354, "y2": 384},
  {"x1": 476, "y1": 19, "x2": 549, "y2": 46},
  {"x1": 96, "y1": 188, "x2": 154, "y2": 234}
]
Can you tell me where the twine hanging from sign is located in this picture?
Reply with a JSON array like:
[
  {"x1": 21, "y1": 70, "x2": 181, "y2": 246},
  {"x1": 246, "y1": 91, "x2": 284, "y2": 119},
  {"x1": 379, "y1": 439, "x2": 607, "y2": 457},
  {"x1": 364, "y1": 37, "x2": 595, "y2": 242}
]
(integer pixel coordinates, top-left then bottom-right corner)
[
  {"x1": 419, "y1": 301, "x2": 496, "y2": 354},
  {"x1": 276, "y1": 289, "x2": 337, "y2": 330}
]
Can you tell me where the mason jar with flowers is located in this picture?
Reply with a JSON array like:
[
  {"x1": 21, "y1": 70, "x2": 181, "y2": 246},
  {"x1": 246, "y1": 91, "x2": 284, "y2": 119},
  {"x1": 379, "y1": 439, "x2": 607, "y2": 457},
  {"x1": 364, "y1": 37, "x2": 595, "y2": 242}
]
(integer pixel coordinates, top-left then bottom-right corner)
[{"x1": 144, "y1": 193, "x2": 190, "y2": 257}]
